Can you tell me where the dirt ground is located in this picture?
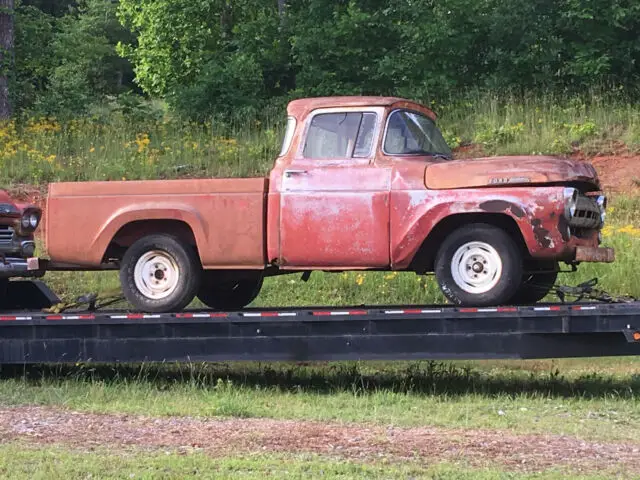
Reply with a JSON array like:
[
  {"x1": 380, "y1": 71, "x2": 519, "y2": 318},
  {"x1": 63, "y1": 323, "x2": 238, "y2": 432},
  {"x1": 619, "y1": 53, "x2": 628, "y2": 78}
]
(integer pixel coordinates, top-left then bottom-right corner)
[{"x1": 1, "y1": 406, "x2": 638, "y2": 475}]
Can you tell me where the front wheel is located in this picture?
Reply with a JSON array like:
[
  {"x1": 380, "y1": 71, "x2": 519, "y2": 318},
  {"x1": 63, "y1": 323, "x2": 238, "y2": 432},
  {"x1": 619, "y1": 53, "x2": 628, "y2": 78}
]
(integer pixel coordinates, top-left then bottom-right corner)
[
  {"x1": 120, "y1": 234, "x2": 201, "y2": 313},
  {"x1": 434, "y1": 224, "x2": 522, "y2": 306}
]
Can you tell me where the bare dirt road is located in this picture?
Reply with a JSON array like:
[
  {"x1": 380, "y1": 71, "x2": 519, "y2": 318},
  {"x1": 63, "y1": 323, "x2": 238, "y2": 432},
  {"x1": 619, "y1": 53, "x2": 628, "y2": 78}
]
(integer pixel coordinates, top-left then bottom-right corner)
[{"x1": 1, "y1": 406, "x2": 637, "y2": 475}]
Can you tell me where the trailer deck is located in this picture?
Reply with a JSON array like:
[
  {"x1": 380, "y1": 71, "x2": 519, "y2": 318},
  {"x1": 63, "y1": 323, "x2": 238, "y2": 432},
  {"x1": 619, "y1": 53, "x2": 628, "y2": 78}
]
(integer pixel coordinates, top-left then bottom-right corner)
[{"x1": 0, "y1": 281, "x2": 639, "y2": 363}]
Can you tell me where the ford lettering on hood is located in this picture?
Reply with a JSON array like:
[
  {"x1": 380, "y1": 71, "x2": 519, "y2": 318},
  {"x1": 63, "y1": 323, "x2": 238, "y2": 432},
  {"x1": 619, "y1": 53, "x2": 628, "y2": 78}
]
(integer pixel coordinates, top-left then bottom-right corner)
[{"x1": 425, "y1": 156, "x2": 600, "y2": 190}]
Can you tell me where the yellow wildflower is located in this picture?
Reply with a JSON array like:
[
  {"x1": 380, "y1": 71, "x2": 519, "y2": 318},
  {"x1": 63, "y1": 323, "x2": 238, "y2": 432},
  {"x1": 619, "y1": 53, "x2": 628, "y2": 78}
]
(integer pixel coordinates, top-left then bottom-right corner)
[
  {"x1": 135, "y1": 133, "x2": 151, "y2": 153},
  {"x1": 617, "y1": 225, "x2": 640, "y2": 236},
  {"x1": 355, "y1": 274, "x2": 365, "y2": 286}
]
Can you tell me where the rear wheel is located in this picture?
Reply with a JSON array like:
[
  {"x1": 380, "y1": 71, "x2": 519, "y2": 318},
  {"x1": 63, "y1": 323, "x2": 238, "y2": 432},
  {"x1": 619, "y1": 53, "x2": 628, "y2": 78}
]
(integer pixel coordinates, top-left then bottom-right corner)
[
  {"x1": 120, "y1": 234, "x2": 200, "y2": 312},
  {"x1": 434, "y1": 224, "x2": 522, "y2": 306},
  {"x1": 197, "y1": 272, "x2": 263, "y2": 310},
  {"x1": 510, "y1": 265, "x2": 558, "y2": 304}
]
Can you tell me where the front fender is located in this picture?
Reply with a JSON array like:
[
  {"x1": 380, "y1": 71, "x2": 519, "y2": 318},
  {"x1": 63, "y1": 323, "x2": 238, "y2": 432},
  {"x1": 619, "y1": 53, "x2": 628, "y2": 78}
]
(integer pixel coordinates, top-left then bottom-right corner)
[{"x1": 390, "y1": 187, "x2": 567, "y2": 269}]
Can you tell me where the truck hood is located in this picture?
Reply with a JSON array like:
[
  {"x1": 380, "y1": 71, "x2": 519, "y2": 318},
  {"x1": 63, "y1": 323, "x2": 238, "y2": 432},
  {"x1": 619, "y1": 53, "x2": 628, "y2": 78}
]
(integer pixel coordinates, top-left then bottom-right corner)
[
  {"x1": 0, "y1": 190, "x2": 21, "y2": 216},
  {"x1": 424, "y1": 156, "x2": 600, "y2": 190}
]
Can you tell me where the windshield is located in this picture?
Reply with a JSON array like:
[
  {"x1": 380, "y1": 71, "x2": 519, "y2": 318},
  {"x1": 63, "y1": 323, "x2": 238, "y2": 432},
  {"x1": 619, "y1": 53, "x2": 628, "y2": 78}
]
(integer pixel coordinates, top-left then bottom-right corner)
[{"x1": 384, "y1": 110, "x2": 452, "y2": 159}]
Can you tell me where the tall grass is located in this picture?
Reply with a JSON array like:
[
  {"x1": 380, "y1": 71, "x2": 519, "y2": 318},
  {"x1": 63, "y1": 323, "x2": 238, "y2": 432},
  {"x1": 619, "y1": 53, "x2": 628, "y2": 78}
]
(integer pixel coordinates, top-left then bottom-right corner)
[{"x1": 1, "y1": 90, "x2": 640, "y2": 185}]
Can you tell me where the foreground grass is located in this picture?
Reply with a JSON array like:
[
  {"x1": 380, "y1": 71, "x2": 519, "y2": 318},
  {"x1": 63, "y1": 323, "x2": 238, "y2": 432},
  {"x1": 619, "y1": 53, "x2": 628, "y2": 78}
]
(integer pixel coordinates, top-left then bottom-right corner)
[
  {"x1": 0, "y1": 443, "x2": 609, "y2": 480},
  {"x1": 2, "y1": 90, "x2": 640, "y2": 184},
  {"x1": 1, "y1": 360, "x2": 638, "y2": 442}
]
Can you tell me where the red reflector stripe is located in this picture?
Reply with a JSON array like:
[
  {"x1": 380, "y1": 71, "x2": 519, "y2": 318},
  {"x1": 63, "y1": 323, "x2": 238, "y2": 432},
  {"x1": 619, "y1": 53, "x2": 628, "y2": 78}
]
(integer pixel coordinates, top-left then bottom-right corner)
[
  {"x1": 261, "y1": 312, "x2": 280, "y2": 317},
  {"x1": 0, "y1": 316, "x2": 16, "y2": 321},
  {"x1": 313, "y1": 311, "x2": 332, "y2": 316},
  {"x1": 349, "y1": 310, "x2": 367, "y2": 315},
  {"x1": 550, "y1": 306, "x2": 562, "y2": 311},
  {"x1": 497, "y1": 307, "x2": 517, "y2": 312},
  {"x1": 403, "y1": 309, "x2": 423, "y2": 314},
  {"x1": 126, "y1": 314, "x2": 144, "y2": 319},
  {"x1": 459, "y1": 308, "x2": 478, "y2": 313},
  {"x1": 46, "y1": 315, "x2": 63, "y2": 320}
]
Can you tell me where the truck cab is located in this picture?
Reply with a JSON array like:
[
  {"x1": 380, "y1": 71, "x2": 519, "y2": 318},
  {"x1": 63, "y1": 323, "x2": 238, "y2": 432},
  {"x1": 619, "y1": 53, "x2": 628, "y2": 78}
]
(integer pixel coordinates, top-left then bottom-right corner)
[{"x1": 45, "y1": 96, "x2": 613, "y2": 312}]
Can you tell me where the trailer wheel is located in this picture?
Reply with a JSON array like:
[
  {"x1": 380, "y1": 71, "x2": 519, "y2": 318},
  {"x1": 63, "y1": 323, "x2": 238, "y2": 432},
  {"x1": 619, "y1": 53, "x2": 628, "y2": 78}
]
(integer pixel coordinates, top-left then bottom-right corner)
[
  {"x1": 510, "y1": 268, "x2": 558, "y2": 304},
  {"x1": 434, "y1": 224, "x2": 522, "y2": 306},
  {"x1": 197, "y1": 272, "x2": 263, "y2": 310},
  {"x1": 120, "y1": 234, "x2": 200, "y2": 312}
]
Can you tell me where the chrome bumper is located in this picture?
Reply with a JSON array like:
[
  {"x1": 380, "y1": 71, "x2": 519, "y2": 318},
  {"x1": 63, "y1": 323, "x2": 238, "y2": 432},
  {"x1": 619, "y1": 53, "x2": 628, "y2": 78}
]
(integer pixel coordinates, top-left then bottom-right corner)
[
  {"x1": 574, "y1": 246, "x2": 615, "y2": 263},
  {"x1": 0, "y1": 257, "x2": 44, "y2": 278}
]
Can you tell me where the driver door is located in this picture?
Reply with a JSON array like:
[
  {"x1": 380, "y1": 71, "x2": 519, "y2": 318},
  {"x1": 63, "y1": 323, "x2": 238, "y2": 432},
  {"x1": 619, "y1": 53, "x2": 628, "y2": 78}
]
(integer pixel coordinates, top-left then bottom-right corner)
[{"x1": 278, "y1": 110, "x2": 391, "y2": 268}]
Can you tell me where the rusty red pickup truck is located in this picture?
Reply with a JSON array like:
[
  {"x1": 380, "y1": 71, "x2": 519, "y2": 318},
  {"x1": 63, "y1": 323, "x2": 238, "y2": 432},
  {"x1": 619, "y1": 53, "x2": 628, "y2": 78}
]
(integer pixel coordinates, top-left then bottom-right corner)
[{"x1": 45, "y1": 96, "x2": 613, "y2": 312}]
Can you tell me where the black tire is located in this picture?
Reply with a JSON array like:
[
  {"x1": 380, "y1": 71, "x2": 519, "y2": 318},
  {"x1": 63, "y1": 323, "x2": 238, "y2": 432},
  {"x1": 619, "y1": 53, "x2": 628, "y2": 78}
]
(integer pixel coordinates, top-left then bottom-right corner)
[
  {"x1": 510, "y1": 268, "x2": 558, "y2": 304},
  {"x1": 120, "y1": 234, "x2": 201, "y2": 313},
  {"x1": 197, "y1": 272, "x2": 263, "y2": 310},
  {"x1": 434, "y1": 223, "x2": 523, "y2": 306},
  {"x1": 0, "y1": 279, "x2": 7, "y2": 305}
]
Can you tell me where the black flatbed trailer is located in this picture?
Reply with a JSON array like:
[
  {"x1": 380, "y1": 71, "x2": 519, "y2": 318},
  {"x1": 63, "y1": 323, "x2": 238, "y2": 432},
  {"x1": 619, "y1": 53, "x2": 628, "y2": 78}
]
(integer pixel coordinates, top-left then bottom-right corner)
[{"x1": 0, "y1": 281, "x2": 639, "y2": 364}]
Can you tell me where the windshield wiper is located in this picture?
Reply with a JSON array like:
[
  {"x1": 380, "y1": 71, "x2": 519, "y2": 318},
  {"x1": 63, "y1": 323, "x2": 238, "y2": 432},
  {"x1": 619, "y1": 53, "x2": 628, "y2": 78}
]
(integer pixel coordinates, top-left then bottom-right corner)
[{"x1": 403, "y1": 149, "x2": 452, "y2": 160}]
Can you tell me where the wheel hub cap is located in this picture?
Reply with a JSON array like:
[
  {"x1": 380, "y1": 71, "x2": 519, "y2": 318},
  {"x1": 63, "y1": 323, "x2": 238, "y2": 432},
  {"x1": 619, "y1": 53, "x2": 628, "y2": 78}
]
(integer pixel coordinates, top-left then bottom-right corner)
[
  {"x1": 451, "y1": 241, "x2": 503, "y2": 294},
  {"x1": 134, "y1": 251, "x2": 180, "y2": 300}
]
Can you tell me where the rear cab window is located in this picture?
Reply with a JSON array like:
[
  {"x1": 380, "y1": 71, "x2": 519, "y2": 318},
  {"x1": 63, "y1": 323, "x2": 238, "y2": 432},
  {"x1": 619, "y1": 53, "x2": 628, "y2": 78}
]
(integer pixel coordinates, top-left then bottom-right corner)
[{"x1": 303, "y1": 112, "x2": 378, "y2": 159}]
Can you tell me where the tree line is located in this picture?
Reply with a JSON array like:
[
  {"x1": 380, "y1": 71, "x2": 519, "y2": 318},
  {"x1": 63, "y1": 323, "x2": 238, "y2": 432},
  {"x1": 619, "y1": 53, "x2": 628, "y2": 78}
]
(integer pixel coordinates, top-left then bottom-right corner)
[{"x1": 1, "y1": 0, "x2": 640, "y2": 120}]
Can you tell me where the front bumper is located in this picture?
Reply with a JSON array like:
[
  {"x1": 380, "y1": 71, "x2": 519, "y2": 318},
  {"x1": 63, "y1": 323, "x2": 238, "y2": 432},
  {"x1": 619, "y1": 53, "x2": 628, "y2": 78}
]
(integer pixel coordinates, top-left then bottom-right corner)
[
  {"x1": 574, "y1": 246, "x2": 615, "y2": 263},
  {"x1": 0, "y1": 256, "x2": 44, "y2": 278}
]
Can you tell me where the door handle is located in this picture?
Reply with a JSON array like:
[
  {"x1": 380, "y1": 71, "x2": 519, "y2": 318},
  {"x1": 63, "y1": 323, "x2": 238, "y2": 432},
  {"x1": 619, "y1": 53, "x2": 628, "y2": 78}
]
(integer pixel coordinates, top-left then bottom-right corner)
[{"x1": 285, "y1": 170, "x2": 308, "y2": 177}]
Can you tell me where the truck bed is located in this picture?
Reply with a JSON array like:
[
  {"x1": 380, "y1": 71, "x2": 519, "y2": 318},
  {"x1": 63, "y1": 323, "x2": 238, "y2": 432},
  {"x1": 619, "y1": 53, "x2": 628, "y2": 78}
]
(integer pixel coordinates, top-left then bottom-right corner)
[{"x1": 46, "y1": 178, "x2": 268, "y2": 268}]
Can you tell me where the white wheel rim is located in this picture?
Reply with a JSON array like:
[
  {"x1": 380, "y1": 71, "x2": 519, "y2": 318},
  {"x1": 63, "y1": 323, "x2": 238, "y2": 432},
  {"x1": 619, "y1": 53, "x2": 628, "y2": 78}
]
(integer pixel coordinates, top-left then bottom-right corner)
[
  {"x1": 450, "y1": 241, "x2": 503, "y2": 294},
  {"x1": 133, "y1": 250, "x2": 180, "y2": 300}
]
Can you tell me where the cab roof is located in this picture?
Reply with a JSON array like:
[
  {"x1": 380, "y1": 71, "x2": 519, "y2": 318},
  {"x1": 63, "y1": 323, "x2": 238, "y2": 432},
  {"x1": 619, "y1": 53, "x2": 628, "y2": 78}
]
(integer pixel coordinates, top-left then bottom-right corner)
[{"x1": 287, "y1": 96, "x2": 437, "y2": 121}]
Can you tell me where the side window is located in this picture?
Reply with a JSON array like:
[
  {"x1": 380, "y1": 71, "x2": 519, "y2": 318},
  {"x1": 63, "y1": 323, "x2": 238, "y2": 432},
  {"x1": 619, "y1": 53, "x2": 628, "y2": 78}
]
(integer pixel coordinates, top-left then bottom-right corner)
[{"x1": 303, "y1": 112, "x2": 377, "y2": 159}]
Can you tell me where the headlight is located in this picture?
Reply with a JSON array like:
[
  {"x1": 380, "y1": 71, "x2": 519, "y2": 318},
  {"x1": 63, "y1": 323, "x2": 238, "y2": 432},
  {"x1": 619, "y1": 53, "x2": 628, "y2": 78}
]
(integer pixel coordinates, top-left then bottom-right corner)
[
  {"x1": 20, "y1": 211, "x2": 40, "y2": 231},
  {"x1": 596, "y1": 195, "x2": 607, "y2": 223},
  {"x1": 563, "y1": 187, "x2": 578, "y2": 219},
  {"x1": 29, "y1": 213, "x2": 39, "y2": 229}
]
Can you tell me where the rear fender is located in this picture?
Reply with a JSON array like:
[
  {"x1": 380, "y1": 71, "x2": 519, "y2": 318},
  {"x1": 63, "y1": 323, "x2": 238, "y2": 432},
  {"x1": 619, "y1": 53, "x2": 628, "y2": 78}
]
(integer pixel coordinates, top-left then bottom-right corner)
[{"x1": 92, "y1": 203, "x2": 208, "y2": 265}]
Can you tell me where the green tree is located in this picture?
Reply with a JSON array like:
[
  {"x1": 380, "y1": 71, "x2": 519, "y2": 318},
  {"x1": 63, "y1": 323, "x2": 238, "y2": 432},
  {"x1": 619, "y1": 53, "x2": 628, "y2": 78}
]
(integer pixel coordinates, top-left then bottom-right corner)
[
  {"x1": 117, "y1": 0, "x2": 290, "y2": 118},
  {"x1": 0, "y1": 0, "x2": 14, "y2": 119}
]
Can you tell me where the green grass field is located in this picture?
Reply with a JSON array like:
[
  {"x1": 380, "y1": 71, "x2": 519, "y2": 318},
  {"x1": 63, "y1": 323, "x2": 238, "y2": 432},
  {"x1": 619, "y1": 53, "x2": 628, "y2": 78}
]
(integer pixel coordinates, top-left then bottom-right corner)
[{"x1": 2, "y1": 445, "x2": 612, "y2": 480}]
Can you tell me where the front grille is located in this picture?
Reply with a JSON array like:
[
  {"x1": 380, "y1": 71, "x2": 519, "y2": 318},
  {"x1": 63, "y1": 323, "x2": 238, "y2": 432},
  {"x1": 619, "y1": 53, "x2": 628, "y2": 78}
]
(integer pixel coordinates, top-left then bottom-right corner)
[
  {"x1": 0, "y1": 226, "x2": 14, "y2": 248},
  {"x1": 569, "y1": 195, "x2": 602, "y2": 229}
]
